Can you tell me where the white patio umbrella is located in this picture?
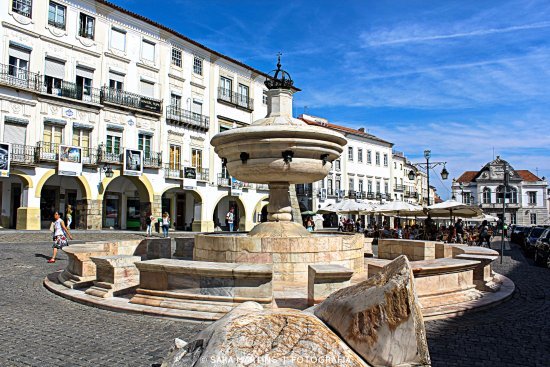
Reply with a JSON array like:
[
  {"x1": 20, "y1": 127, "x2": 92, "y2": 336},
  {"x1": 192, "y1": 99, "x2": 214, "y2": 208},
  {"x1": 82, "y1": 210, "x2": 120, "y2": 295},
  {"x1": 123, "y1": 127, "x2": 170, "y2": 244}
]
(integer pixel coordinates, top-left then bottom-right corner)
[
  {"x1": 468, "y1": 213, "x2": 500, "y2": 222},
  {"x1": 427, "y1": 199, "x2": 483, "y2": 219},
  {"x1": 375, "y1": 201, "x2": 426, "y2": 217},
  {"x1": 318, "y1": 199, "x2": 375, "y2": 215}
]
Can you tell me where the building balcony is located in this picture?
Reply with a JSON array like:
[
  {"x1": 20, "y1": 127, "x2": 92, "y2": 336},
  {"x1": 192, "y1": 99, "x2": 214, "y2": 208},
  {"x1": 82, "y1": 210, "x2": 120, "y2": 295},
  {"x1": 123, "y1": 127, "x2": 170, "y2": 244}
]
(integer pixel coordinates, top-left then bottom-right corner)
[
  {"x1": 217, "y1": 173, "x2": 231, "y2": 187},
  {"x1": 256, "y1": 184, "x2": 269, "y2": 191},
  {"x1": 97, "y1": 146, "x2": 123, "y2": 165},
  {"x1": 217, "y1": 87, "x2": 254, "y2": 111},
  {"x1": 143, "y1": 151, "x2": 162, "y2": 169},
  {"x1": 366, "y1": 192, "x2": 375, "y2": 200},
  {"x1": 164, "y1": 164, "x2": 208, "y2": 181},
  {"x1": 481, "y1": 202, "x2": 521, "y2": 209},
  {"x1": 166, "y1": 105, "x2": 209, "y2": 131},
  {"x1": 0, "y1": 64, "x2": 41, "y2": 93},
  {"x1": 404, "y1": 190, "x2": 418, "y2": 198},
  {"x1": 394, "y1": 184, "x2": 405, "y2": 192},
  {"x1": 100, "y1": 87, "x2": 162, "y2": 114},
  {"x1": 35, "y1": 142, "x2": 97, "y2": 165},
  {"x1": 10, "y1": 144, "x2": 37, "y2": 166},
  {"x1": 40, "y1": 80, "x2": 102, "y2": 105}
]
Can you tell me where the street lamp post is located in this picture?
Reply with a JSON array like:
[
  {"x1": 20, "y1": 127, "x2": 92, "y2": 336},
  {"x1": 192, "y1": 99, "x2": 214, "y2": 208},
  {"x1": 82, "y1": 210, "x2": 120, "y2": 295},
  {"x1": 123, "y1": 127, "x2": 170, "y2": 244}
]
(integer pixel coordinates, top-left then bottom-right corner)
[{"x1": 408, "y1": 149, "x2": 449, "y2": 206}]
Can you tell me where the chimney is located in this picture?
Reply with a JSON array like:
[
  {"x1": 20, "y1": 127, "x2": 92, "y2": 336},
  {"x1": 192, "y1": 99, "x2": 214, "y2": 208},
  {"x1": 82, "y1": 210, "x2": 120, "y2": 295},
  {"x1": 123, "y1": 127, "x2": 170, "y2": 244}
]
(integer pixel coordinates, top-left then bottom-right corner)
[{"x1": 358, "y1": 127, "x2": 365, "y2": 132}]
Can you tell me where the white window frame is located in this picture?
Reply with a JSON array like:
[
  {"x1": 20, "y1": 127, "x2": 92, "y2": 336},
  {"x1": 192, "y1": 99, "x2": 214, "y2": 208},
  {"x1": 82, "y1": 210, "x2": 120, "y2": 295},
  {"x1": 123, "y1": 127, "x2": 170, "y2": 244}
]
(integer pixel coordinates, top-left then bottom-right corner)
[
  {"x1": 110, "y1": 27, "x2": 126, "y2": 52},
  {"x1": 193, "y1": 56, "x2": 203, "y2": 75},
  {"x1": 348, "y1": 147, "x2": 353, "y2": 161},
  {"x1": 141, "y1": 39, "x2": 156, "y2": 62},
  {"x1": 171, "y1": 47, "x2": 182, "y2": 67},
  {"x1": 79, "y1": 12, "x2": 95, "y2": 39},
  {"x1": 48, "y1": 1, "x2": 66, "y2": 29}
]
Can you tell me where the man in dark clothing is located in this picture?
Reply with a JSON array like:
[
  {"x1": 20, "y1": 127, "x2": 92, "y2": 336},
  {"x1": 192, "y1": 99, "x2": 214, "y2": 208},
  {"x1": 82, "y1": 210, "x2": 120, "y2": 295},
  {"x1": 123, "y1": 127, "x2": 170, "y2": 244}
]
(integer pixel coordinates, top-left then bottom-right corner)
[{"x1": 455, "y1": 218, "x2": 465, "y2": 243}]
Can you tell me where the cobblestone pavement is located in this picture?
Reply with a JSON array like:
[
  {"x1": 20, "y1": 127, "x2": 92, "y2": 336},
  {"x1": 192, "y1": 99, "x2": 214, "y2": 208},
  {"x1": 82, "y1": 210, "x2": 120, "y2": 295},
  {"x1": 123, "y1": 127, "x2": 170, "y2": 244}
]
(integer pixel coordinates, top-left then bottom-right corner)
[
  {"x1": 0, "y1": 237, "x2": 205, "y2": 367},
  {"x1": 0, "y1": 235, "x2": 548, "y2": 366},
  {"x1": 426, "y1": 239, "x2": 550, "y2": 367}
]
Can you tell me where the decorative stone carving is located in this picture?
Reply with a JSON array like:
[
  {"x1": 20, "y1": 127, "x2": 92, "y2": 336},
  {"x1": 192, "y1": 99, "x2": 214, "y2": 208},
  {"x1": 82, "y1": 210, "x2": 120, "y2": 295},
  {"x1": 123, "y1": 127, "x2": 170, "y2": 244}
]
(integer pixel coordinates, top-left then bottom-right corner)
[
  {"x1": 10, "y1": 102, "x2": 21, "y2": 114},
  {"x1": 161, "y1": 302, "x2": 369, "y2": 367},
  {"x1": 314, "y1": 255, "x2": 431, "y2": 367}
]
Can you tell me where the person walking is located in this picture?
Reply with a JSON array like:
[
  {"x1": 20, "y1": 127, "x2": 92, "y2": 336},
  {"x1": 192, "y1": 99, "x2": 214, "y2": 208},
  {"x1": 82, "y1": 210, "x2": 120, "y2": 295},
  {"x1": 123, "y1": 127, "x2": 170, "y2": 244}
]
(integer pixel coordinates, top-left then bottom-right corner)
[
  {"x1": 226, "y1": 208, "x2": 235, "y2": 232},
  {"x1": 478, "y1": 220, "x2": 491, "y2": 248},
  {"x1": 305, "y1": 216, "x2": 315, "y2": 232},
  {"x1": 48, "y1": 211, "x2": 73, "y2": 263},
  {"x1": 162, "y1": 212, "x2": 170, "y2": 238},
  {"x1": 65, "y1": 205, "x2": 73, "y2": 229},
  {"x1": 146, "y1": 212, "x2": 154, "y2": 236}
]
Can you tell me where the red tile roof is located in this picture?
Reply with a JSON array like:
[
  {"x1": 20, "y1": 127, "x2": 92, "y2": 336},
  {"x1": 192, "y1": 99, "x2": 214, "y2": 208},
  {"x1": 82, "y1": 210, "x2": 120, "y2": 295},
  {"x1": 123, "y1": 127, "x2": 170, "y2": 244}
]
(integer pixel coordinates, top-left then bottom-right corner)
[
  {"x1": 456, "y1": 171, "x2": 478, "y2": 183},
  {"x1": 299, "y1": 116, "x2": 392, "y2": 146},
  {"x1": 516, "y1": 170, "x2": 541, "y2": 182}
]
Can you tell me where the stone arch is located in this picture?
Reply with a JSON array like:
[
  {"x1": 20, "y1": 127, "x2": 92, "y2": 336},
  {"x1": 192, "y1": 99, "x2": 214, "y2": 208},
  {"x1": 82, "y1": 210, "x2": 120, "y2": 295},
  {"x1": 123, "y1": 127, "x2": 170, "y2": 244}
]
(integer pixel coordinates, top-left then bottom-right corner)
[
  {"x1": 10, "y1": 170, "x2": 33, "y2": 189},
  {"x1": 161, "y1": 184, "x2": 204, "y2": 203},
  {"x1": 160, "y1": 185, "x2": 205, "y2": 231},
  {"x1": 34, "y1": 169, "x2": 92, "y2": 200},
  {"x1": 253, "y1": 195, "x2": 269, "y2": 223},
  {"x1": 212, "y1": 193, "x2": 246, "y2": 230},
  {"x1": 97, "y1": 169, "x2": 154, "y2": 202}
]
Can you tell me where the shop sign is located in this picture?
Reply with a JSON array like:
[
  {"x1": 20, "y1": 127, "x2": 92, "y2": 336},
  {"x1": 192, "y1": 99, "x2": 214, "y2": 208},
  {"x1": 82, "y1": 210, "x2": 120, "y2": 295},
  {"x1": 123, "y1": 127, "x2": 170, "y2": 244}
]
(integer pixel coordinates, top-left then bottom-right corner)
[
  {"x1": 0, "y1": 143, "x2": 10, "y2": 177},
  {"x1": 124, "y1": 148, "x2": 143, "y2": 176},
  {"x1": 58, "y1": 145, "x2": 82, "y2": 176},
  {"x1": 139, "y1": 98, "x2": 162, "y2": 113}
]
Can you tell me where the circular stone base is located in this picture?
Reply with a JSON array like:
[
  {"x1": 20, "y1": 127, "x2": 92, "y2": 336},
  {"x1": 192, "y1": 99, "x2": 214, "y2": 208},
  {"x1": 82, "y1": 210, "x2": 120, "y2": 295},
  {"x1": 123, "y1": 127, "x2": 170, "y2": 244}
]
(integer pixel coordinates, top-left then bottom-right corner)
[
  {"x1": 194, "y1": 232, "x2": 364, "y2": 283},
  {"x1": 44, "y1": 271, "x2": 516, "y2": 322}
]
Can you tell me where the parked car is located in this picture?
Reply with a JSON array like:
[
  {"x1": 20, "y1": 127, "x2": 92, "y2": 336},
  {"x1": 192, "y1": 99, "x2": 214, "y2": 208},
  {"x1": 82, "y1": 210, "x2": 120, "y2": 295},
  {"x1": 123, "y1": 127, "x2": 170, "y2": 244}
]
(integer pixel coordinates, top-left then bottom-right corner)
[
  {"x1": 523, "y1": 227, "x2": 546, "y2": 256},
  {"x1": 517, "y1": 226, "x2": 532, "y2": 247},
  {"x1": 534, "y1": 228, "x2": 550, "y2": 268},
  {"x1": 510, "y1": 225, "x2": 525, "y2": 244}
]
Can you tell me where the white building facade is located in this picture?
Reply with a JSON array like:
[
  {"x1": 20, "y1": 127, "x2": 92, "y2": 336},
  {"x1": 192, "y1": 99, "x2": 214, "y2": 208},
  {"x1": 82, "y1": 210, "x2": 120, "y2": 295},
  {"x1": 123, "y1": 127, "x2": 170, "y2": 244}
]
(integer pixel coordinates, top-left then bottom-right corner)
[
  {"x1": 296, "y1": 114, "x2": 393, "y2": 225},
  {"x1": 453, "y1": 157, "x2": 549, "y2": 225},
  {"x1": 1, "y1": 0, "x2": 275, "y2": 230}
]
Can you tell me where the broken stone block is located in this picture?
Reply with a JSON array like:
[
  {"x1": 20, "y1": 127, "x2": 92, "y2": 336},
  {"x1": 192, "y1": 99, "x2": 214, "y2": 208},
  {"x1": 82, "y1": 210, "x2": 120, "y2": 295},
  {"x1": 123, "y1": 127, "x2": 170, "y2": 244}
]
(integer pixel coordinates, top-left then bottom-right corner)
[
  {"x1": 314, "y1": 255, "x2": 430, "y2": 367},
  {"x1": 161, "y1": 301, "x2": 370, "y2": 367}
]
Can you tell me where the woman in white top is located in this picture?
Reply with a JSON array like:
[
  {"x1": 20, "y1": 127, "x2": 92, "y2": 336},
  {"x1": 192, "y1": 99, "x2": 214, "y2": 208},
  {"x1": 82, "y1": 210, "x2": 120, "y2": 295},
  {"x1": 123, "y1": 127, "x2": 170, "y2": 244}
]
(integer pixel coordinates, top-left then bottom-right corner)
[{"x1": 48, "y1": 211, "x2": 73, "y2": 263}]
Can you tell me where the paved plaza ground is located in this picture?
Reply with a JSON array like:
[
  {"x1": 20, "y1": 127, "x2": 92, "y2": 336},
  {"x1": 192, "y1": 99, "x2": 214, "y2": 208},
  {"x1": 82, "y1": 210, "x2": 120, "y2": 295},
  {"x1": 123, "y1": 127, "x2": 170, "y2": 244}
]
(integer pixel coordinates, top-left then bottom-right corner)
[{"x1": 0, "y1": 232, "x2": 548, "y2": 366}]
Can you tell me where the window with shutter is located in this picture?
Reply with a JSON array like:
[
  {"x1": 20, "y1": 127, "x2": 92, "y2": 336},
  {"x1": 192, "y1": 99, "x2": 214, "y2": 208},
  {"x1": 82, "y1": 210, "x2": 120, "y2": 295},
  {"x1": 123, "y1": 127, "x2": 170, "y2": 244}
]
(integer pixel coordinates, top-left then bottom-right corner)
[
  {"x1": 111, "y1": 28, "x2": 126, "y2": 51},
  {"x1": 142, "y1": 40, "x2": 155, "y2": 61},
  {"x1": 140, "y1": 80, "x2": 154, "y2": 97},
  {"x1": 4, "y1": 123, "x2": 26, "y2": 145}
]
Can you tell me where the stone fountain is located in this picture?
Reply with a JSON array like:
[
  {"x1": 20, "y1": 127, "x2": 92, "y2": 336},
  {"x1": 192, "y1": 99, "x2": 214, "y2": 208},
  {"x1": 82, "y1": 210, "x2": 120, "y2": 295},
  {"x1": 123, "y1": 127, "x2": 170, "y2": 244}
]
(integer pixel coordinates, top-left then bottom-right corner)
[{"x1": 195, "y1": 59, "x2": 366, "y2": 286}]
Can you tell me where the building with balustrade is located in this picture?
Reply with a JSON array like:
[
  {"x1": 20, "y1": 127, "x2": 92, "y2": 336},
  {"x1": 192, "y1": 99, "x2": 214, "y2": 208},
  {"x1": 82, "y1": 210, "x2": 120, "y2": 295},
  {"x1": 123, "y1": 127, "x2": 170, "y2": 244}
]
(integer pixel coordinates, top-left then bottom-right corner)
[
  {"x1": 1, "y1": 0, "x2": 278, "y2": 230},
  {"x1": 294, "y1": 114, "x2": 393, "y2": 225},
  {"x1": 453, "y1": 156, "x2": 549, "y2": 225}
]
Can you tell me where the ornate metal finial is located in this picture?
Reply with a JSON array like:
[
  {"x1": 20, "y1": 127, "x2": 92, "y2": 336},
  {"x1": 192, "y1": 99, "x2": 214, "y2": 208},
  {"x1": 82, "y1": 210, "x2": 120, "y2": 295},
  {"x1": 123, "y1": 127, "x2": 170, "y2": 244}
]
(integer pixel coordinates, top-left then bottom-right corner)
[{"x1": 265, "y1": 53, "x2": 294, "y2": 90}]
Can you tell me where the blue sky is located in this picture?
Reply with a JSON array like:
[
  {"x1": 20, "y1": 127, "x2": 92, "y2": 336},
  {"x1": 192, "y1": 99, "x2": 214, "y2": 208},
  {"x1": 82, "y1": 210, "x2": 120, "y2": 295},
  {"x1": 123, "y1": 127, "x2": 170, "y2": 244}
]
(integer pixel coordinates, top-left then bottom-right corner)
[{"x1": 116, "y1": 0, "x2": 550, "y2": 198}]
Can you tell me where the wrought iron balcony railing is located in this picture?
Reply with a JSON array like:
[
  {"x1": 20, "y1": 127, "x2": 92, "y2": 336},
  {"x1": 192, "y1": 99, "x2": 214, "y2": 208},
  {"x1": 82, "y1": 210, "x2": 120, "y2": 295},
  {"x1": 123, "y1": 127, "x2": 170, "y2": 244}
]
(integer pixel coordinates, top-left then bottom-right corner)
[
  {"x1": 41, "y1": 80, "x2": 102, "y2": 104},
  {"x1": 367, "y1": 192, "x2": 375, "y2": 200},
  {"x1": 0, "y1": 64, "x2": 41, "y2": 92},
  {"x1": 217, "y1": 87, "x2": 254, "y2": 111},
  {"x1": 394, "y1": 184, "x2": 405, "y2": 192},
  {"x1": 217, "y1": 173, "x2": 231, "y2": 186},
  {"x1": 36, "y1": 141, "x2": 60, "y2": 161},
  {"x1": 166, "y1": 105, "x2": 209, "y2": 131},
  {"x1": 100, "y1": 87, "x2": 162, "y2": 114},
  {"x1": 142, "y1": 151, "x2": 162, "y2": 169},
  {"x1": 10, "y1": 144, "x2": 36, "y2": 166},
  {"x1": 97, "y1": 146, "x2": 123, "y2": 164},
  {"x1": 164, "y1": 164, "x2": 208, "y2": 181}
]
